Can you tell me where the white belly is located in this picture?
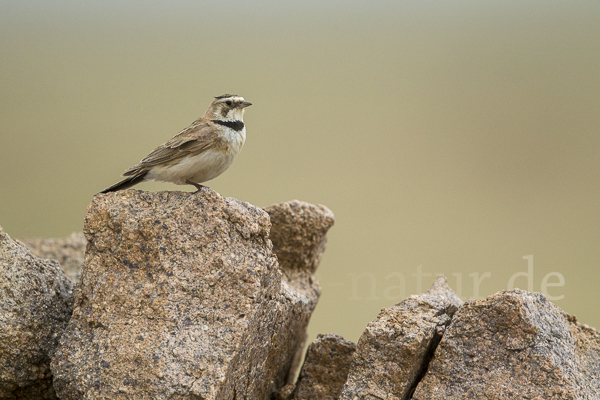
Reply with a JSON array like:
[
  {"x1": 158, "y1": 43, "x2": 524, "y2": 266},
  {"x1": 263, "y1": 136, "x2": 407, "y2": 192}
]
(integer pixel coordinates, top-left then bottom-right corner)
[
  {"x1": 144, "y1": 126, "x2": 245, "y2": 185},
  {"x1": 145, "y1": 150, "x2": 233, "y2": 185}
]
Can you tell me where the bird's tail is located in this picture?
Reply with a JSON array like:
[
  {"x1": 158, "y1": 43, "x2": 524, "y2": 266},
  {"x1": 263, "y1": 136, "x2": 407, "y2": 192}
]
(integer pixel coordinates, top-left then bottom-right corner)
[{"x1": 99, "y1": 171, "x2": 148, "y2": 194}]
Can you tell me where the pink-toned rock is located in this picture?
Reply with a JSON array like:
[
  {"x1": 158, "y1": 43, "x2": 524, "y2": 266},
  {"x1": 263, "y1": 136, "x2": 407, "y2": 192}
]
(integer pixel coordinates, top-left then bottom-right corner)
[
  {"x1": 51, "y1": 190, "x2": 334, "y2": 400},
  {"x1": 293, "y1": 334, "x2": 356, "y2": 400},
  {"x1": 0, "y1": 225, "x2": 73, "y2": 400},
  {"x1": 264, "y1": 200, "x2": 335, "y2": 381},
  {"x1": 21, "y1": 232, "x2": 86, "y2": 282},
  {"x1": 339, "y1": 276, "x2": 462, "y2": 400},
  {"x1": 413, "y1": 289, "x2": 600, "y2": 399}
]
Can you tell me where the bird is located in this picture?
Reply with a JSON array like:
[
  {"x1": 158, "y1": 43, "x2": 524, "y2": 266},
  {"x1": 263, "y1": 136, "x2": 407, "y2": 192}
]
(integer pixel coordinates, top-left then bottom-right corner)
[{"x1": 100, "y1": 94, "x2": 252, "y2": 193}]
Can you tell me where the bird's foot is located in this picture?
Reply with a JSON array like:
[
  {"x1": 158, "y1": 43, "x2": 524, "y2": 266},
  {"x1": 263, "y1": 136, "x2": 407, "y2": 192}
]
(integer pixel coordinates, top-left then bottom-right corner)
[{"x1": 186, "y1": 180, "x2": 206, "y2": 193}]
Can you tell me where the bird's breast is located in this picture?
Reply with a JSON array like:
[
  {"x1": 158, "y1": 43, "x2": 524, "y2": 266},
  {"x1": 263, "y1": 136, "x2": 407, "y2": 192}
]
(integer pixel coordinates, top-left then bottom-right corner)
[
  {"x1": 145, "y1": 127, "x2": 245, "y2": 185},
  {"x1": 220, "y1": 126, "x2": 246, "y2": 152}
]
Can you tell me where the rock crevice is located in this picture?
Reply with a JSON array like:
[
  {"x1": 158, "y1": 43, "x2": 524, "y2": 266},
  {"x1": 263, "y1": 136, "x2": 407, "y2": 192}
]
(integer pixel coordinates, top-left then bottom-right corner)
[
  {"x1": 3, "y1": 190, "x2": 599, "y2": 400},
  {"x1": 48, "y1": 190, "x2": 334, "y2": 400},
  {"x1": 413, "y1": 289, "x2": 600, "y2": 399},
  {"x1": 338, "y1": 275, "x2": 462, "y2": 400}
]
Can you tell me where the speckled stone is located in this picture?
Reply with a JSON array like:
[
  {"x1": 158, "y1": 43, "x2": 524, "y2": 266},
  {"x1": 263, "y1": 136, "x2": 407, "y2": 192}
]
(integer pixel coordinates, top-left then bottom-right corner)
[
  {"x1": 339, "y1": 276, "x2": 462, "y2": 400},
  {"x1": 0, "y1": 225, "x2": 74, "y2": 400},
  {"x1": 264, "y1": 200, "x2": 335, "y2": 381},
  {"x1": 413, "y1": 289, "x2": 600, "y2": 399},
  {"x1": 51, "y1": 189, "x2": 334, "y2": 400},
  {"x1": 292, "y1": 334, "x2": 356, "y2": 400},
  {"x1": 21, "y1": 232, "x2": 87, "y2": 282},
  {"x1": 266, "y1": 200, "x2": 334, "y2": 277}
]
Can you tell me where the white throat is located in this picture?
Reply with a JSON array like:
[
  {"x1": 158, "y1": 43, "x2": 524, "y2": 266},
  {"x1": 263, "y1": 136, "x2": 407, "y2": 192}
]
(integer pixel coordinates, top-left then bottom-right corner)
[{"x1": 218, "y1": 107, "x2": 245, "y2": 122}]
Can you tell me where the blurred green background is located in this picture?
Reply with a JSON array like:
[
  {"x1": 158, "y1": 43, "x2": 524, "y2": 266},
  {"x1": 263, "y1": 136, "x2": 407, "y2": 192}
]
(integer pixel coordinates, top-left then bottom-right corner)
[{"x1": 1, "y1": 1, "x2": 599, "y2": 342}]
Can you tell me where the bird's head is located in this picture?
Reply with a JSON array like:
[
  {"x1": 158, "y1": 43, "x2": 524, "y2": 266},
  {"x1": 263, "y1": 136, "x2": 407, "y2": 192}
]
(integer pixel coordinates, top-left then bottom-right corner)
[{"x1": 204, "y1": 94, "x2": 252, "y2": 122}]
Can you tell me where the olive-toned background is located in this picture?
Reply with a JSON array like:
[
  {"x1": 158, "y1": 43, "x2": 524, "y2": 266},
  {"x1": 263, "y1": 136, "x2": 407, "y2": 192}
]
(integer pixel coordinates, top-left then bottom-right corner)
[{"x1": 1, "y1": 1, "x2": 599, "y2": 342}]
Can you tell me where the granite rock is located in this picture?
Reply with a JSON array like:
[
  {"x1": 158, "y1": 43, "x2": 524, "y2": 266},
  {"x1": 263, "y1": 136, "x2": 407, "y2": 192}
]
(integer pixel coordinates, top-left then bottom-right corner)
[
  {"x1": 339, "y1": 276, "x2": 462, "y2": 400},
  {"x1": 265, "y1": 200, "x2": 334, "y2": 277},
  {"x1": 275, "y1": 383, "x2": 296, "y2": 400},
  {"x1": 413, "y1": 289, "x2": 600, "y2": 399},
  {"x1": 264, "y1": 200, "x2": 335, "y2": 381},
  {"x1": 51, "y1": 189, "x2": 333, "y2": 400},
  {"x1": 0, "y1": 225, "x2": 74, "y2": 400},
  {"x1": 293, "y1": 334, "x2": 356, "y2": 400},
  {"x1": 21, "y1": 232, "x2": 86, "y2": 282},
  {"x1": 576, "y1": 321, "x2": 600, "y2": 393}
]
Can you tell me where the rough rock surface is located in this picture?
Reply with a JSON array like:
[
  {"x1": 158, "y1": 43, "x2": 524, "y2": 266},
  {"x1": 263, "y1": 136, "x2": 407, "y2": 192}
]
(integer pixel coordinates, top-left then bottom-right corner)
[
  {"x1": 266, "y1": 200, "x2": 334, "y2": 278},
  {"x1": 413, "y1": 289, "x2": 600, "y2": 399},
  {"x1": 339, "y1": 276, "x2": 462, "y2": 400},
  {"x1": 51, "y1": 189, "x2": 333, "y2": 400},
  {"x1": 275, "y1": 383, "x2": 296, "y2": 400},
  {"x1": 264, "y1": 200, "x2": 335, "y2": 379},
  {"x1": 21, "y1": 232, "x2": 86, "y2": 282},
  {"x1": 292, "y1": 334, "x2": 356, "y2": 400},
  {"x1": 576, "y1": 321, "x2": 600, "y2": 392},
  {"x1": 0, "y1": 225, "x2": 74, "y2": 400}
]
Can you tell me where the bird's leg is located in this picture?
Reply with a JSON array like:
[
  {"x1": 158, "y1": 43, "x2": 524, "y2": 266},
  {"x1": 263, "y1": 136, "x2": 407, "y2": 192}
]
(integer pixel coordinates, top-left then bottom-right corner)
[{"x1": 185, "y1": 180, "x2": 205, "y2": 193}]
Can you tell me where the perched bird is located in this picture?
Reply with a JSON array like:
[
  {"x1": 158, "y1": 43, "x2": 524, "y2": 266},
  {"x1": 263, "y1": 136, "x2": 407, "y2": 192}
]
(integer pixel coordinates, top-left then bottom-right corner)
[{"x1": 100, "y1": 94, "x2": 251, "y2": 193}]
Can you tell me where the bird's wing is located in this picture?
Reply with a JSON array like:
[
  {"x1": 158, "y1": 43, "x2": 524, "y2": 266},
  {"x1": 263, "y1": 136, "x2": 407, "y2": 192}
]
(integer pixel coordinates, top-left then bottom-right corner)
[{"x1": 123, "y1": 121, "x2": 218, "y2": 176}]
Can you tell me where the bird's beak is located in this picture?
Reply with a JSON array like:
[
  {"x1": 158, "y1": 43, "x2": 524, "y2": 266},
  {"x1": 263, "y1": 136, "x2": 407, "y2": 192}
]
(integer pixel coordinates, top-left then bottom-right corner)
[{"x1": 239, "y1": 101, "x2": 252, "y2": 108}]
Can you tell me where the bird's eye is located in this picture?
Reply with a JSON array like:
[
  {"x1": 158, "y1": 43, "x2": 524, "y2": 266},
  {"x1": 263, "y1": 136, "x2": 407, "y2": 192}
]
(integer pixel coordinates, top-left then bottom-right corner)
[{"x1": 226, "y1": 100, "x2": 232, "y2": 106}]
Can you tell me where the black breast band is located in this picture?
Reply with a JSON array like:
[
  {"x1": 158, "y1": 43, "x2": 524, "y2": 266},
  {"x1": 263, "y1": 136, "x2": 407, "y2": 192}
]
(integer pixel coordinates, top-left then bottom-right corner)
[{"x1": 212, "y1": 120, "x2": 244, "y2": 132}]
